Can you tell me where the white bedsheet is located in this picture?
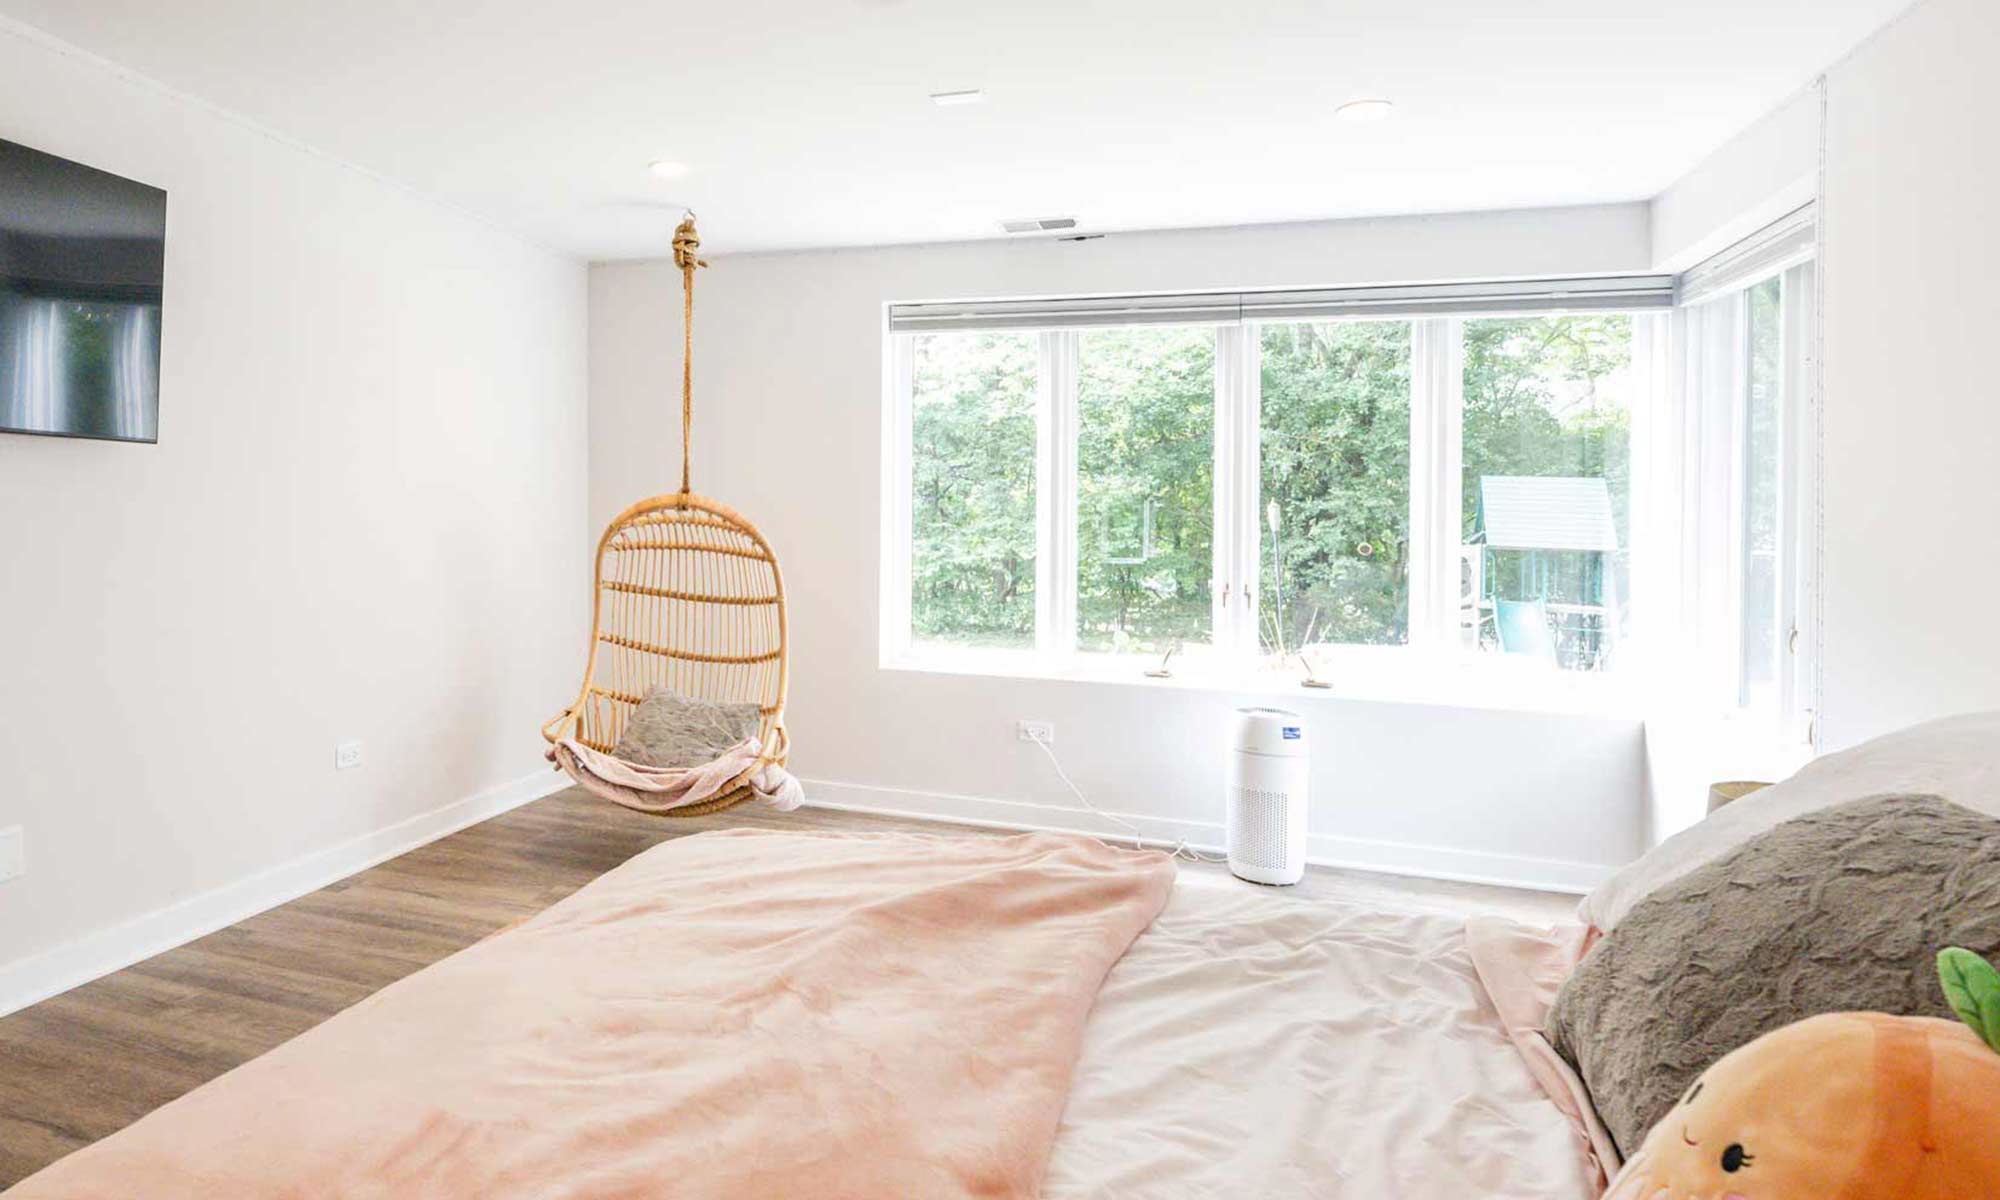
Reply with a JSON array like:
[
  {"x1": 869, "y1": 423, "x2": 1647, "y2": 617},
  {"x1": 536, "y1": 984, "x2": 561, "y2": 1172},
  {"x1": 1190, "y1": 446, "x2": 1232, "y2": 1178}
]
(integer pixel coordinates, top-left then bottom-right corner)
[{"x1": 1043, "y1": 870, "x2": 1599, "y2": 1199}]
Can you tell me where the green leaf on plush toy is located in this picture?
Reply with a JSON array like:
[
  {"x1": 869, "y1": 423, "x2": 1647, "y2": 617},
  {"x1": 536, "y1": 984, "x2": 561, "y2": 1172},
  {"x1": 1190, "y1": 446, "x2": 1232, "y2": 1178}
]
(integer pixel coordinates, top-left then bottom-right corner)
[{"x1": 1938, "y1": 948, "x2": 2000, "y2": 1054}]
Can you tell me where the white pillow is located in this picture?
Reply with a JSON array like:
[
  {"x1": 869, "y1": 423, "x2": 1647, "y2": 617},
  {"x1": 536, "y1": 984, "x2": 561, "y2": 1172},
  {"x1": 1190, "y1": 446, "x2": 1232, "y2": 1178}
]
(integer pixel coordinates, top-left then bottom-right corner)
[{"x1": 1579, "y1": 710, "x2": 2000, "y2": 933}]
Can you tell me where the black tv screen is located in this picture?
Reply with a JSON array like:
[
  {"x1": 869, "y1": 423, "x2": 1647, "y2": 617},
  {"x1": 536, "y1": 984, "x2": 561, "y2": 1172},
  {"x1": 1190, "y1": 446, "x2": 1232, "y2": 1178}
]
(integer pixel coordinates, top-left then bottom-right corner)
[{"x1": 0, "y1": 137, "x2": 165, "y2": 443}]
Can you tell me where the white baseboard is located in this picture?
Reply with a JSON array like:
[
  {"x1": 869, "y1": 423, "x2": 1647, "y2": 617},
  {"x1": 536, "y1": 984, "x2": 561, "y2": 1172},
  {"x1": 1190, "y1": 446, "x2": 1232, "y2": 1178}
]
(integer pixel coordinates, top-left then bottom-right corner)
[
  {"x1": 0, "y1": 768, "x2": 569, "y2": 1019},
  {"x1": 801, "y1": 778, "x2": 1612, "y2": 895}
]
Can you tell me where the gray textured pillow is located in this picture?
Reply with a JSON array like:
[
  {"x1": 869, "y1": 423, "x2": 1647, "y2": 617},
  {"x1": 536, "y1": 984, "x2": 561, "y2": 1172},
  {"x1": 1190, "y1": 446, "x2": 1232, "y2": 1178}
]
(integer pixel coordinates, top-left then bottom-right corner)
[
  {"x1": 1547, "y1": 793, "x2": 2000, "y2": 1157},
  {"x1": 611, "y1": 686, "x2": 763, "y2": 768}
]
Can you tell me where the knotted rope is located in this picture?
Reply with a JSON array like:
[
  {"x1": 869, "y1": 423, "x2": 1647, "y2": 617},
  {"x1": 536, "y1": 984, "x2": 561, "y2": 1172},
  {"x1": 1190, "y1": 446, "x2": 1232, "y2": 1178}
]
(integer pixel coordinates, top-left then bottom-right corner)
[{"x1": 672, "y1": 213, "x2": 707, "y2": 495}]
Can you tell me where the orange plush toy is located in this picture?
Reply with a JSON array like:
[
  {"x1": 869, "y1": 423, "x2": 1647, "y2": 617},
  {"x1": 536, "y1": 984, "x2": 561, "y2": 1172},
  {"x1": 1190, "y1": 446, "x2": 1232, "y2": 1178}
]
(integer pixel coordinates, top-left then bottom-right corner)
[{"x1": 1605, "y1": 949, "x2": 2000, "y2": 1200}]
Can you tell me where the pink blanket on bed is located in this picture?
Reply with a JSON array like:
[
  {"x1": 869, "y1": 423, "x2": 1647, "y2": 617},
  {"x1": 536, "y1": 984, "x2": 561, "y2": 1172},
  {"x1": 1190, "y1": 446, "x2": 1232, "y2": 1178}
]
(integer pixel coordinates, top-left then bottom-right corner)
[
  {"x1": 9, "y1": 829, "x2": 1175, "y2": 1200},
  {"x1": 1465, "y1": 916, "x2": 1619, "y2": 1196}
]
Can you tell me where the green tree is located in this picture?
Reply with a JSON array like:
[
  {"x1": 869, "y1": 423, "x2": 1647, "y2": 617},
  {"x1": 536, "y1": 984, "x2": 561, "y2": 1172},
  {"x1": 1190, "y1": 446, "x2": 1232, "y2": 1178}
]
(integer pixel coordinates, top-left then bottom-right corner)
[
  {"x1": 1259, "y1": 321, "x2": 1410, "y2": 649},
  {"x1": 1076, "y1": 327, "x2": 1213, "y2": 652},
  {"x1": 909, "y1": 331, "x2": 1038, "y2": 647}
]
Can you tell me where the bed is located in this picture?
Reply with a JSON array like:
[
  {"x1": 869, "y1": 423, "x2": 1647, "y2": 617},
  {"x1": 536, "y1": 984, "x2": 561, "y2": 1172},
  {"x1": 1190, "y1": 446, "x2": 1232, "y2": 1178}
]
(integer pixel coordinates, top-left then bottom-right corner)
[
  {"x1": 3, "y1": 826, "x2": 1601, "y2": 1199},
  {"x1": 48, "y1": 712, "x2": 2000, "y2": 1200},
  {"x1": 14, "y1": 715, "x2": 2000, "y2": 1197}
]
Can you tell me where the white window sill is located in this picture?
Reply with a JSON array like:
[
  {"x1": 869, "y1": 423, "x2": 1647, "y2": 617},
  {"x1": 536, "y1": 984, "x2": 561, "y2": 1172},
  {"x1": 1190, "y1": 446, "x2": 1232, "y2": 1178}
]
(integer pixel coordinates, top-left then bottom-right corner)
[
  {"x1": 881, "y1": 644, "x2": 1648, "y2": 720},
  {"x1": 1644, "y1": 705, "x2": 1816, "y2": 783}
]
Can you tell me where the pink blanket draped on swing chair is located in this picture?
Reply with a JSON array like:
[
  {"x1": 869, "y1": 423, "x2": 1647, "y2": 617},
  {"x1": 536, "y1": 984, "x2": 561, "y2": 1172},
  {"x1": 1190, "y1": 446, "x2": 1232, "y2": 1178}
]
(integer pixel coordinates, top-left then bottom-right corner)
[{"x1": 548, "y1": 736, "x2": 804, "y2": 814}]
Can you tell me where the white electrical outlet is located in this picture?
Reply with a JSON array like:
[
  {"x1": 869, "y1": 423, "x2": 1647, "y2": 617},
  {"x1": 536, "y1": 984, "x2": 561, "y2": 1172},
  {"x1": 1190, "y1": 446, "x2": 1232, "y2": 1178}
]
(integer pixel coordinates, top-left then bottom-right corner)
[
  {"x1": 334, "y1": 740, "x2": 363, "y2": 770},
  {"x1": 1015, "y1": 719, "x2": 1055, "y2": 745},
  {"x1": 0, "y1": 826, "x2": 24, "y2": 883}
]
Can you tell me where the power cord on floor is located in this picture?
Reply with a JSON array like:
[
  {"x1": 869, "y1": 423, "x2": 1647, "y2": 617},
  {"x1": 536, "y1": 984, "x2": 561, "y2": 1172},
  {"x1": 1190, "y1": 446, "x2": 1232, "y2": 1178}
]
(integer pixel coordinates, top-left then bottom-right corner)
[{"x1": 1023, "y1": 731, "x2": 1227, "y2": 865}]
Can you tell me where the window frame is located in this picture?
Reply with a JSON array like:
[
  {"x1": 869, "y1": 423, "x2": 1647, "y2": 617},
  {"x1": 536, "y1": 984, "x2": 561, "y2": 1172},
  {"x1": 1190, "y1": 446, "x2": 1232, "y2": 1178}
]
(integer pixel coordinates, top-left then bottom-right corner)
[
  {"x1": 1653, "y1": 254, "x2": 1819, "y2": 747},
  {"x1": 1777, "y1": 259, "x2": 1820, "y2": 746},
  {"x1": 884, "y1": 308, "x2": 1656, "y2": 680},
  {"x1": 1233, "y1": 316, "x2": 1458, "y2": 664},
  {"x1": 1723, "y1": 262, "x2": 1819, "y2": 739}
]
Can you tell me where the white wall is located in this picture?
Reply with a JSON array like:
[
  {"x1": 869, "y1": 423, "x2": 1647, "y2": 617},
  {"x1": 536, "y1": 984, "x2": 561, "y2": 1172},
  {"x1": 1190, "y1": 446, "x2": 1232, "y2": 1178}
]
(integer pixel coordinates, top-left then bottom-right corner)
[
  {"x1": 1817, "y1": 0, "x2": 2000, "y2": 748},
  {"x1": 591, "y1": 207, "x2": 1654, "y2": 891},
  {"x1": 1650, "y1": 87, "x2": 1822, "y2": 272},
  {"x1": 0, "y1": 22, "x2": 589, "y2": 1007}
]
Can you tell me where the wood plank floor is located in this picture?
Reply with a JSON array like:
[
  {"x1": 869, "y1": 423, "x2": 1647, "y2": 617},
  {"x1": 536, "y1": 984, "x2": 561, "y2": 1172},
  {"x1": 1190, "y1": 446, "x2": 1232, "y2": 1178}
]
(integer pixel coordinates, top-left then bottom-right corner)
[{"x1": 0, "y1": 787, "x2": 1573, "y2": 1188}]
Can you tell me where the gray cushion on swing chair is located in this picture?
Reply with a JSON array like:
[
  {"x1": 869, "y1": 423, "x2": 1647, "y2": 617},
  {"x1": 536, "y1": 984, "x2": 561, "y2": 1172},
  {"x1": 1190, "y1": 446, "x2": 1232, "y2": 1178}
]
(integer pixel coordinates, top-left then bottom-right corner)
[{"x1": 611, "y1": 686, "x2": 764, "y2": 769}]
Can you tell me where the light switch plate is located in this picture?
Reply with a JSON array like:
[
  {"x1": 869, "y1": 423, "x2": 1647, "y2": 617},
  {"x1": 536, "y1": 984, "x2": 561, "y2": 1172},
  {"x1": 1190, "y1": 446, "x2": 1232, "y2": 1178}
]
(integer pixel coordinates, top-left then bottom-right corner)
[
  {"x1": 335, "y1": 740, "x2": 363, "y2": 770},
  {"x1": 0, "y1": 826, "x2": 24, "y2": 883}
]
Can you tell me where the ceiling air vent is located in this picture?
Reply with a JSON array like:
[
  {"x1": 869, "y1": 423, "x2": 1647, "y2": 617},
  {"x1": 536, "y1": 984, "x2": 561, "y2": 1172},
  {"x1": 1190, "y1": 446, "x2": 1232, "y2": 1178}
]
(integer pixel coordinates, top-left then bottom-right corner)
[{"x1": 1000, "y1": 216, "x2": 1079, "y2": 234}]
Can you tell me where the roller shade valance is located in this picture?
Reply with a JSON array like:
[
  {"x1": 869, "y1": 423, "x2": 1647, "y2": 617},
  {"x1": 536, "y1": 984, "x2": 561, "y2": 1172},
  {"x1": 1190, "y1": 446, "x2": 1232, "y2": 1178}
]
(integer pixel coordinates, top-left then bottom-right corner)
[
  {"x1": 887, "y1": 273, "x2": 1679, "y2": 333},
  {"x1": 887, "y1": 292, "x2": 1242, "y2": 332},
  {"x1": 1676, "y1": 205, "x2": 1817, "y2": 308}
]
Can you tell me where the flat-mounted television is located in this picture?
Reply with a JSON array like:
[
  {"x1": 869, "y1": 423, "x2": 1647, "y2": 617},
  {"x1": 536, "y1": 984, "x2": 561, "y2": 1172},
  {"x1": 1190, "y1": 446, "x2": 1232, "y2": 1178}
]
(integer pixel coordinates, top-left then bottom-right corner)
[{"x1": 0, "y1": 137, "x2": 165, "y2": 443}]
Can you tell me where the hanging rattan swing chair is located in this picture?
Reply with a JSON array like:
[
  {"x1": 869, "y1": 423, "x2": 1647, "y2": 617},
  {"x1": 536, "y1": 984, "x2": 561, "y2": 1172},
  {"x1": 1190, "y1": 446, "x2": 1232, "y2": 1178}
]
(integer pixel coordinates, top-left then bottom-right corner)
[{"x1": 542, "y1": 215, "x2": 789, "y2": 817}]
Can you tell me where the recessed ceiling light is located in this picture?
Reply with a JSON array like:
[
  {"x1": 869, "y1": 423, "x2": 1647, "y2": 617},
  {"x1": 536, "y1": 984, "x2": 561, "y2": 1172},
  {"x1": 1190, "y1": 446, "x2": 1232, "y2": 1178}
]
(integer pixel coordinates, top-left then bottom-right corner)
[
  {"x1": 929, "y1": 89, "x2": 985, "y2": 107},
  {"x1": 649, "y1": 160, "x2": 690, "y2": 179},
  {"x1": 1335, "y1": 98, "x2": 1395, "y2": 123}
]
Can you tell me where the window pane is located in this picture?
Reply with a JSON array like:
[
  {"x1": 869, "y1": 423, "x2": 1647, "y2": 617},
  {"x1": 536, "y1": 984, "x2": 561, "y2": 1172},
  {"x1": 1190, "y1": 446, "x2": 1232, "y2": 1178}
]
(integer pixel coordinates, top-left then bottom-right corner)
[
  {"x1": 909, "y1": 331, "x2": 1038, "y2": 649},
  {"x1": 1076, "y1": 326, "x2": 1214, "y2": 653},
  {"x1": 1741, "y1": 276, "x2": 1784, "y2": 706},
  {"x1": 1462, "y1": 315, "x2": 1634, "y2": 671},
  {"x1": 1258, "y1": 321, "x2": 1411, "y2": 655}
]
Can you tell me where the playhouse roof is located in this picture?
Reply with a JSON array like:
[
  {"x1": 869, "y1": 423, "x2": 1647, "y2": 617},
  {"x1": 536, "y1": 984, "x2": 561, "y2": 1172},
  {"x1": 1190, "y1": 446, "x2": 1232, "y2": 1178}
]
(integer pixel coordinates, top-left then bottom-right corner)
[{"x1": 1478, "y1": 475, "x2": 1618, "y2": 552}]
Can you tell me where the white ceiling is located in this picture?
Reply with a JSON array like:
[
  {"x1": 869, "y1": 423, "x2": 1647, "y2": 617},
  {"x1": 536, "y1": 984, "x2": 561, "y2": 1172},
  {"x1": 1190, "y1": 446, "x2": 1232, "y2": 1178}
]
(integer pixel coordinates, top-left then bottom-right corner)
[{"x1": 0, "y1": 0, "x2": 1910, "y2": 260}]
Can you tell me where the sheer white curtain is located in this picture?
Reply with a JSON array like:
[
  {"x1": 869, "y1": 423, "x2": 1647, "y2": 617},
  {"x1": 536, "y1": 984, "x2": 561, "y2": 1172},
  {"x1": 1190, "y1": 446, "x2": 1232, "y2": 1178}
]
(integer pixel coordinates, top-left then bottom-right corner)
[
  {"x1": 1630, "y1": 266, "x2": 1816, "y2": 741},
  {"x1": 1629, "y1": 297, "x2": 1751, "y2": 704}
]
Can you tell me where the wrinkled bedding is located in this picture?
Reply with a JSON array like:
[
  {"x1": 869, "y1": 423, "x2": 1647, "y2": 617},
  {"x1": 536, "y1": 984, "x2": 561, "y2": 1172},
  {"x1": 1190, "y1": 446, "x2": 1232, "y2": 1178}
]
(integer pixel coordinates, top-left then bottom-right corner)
[
  {"x1": 1045, "y1": 872, "x2": 1602, "y2": 1200},
  {"x1": 6, "y1": 833, "x2": 1596, "y2": 1200},
  {"x1": 5, "y1": 829, "x2": 1173, "y2": 1200}
]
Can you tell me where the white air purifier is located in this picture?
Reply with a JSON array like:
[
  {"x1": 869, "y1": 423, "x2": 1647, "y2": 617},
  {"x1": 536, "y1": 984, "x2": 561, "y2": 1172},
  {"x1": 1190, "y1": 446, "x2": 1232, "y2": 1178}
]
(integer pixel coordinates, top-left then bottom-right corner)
[{"x1": 1226, "y1": 707, "x2": 1308, "y2": 886}]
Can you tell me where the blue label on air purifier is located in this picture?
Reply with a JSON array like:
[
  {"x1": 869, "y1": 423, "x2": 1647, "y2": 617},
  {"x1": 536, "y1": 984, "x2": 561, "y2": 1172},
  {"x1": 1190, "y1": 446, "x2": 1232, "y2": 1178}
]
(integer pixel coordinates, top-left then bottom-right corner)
[{"x1": 1282, "y1": 726, "x2": 1301, "y2": 739}]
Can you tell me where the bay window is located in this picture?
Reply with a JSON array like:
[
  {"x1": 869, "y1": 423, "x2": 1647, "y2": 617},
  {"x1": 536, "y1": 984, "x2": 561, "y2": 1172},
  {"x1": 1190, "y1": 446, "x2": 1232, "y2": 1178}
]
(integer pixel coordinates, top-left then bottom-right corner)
[
  {"x1": 883, "y1": 277, "x2": 1678, "y2": 682},
  {"x1": 884, "y1": 243, "x2": 1817, "y2": 741}
]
